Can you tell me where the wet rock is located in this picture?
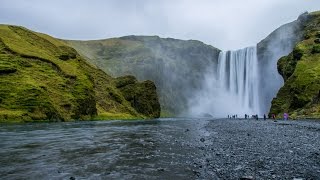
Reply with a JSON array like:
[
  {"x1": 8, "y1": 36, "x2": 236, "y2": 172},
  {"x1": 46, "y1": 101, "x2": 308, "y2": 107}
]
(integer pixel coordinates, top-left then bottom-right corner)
[
  {"x1": 157, "y1": 168, "x2": 165, "y2": 172},
  {"x1": 200, "y1": 138, "x2": 205, "y2": 142},
  {"x1": 185, "y1": 129, "x2": 189, "y2": 132},
  {"x1": 69, "y1": 177, "x2": 76, "y2": 180},
  {"x1": 234, "y1": 165, "x2": 243, "y2": 171},
  {"x1": 240, "y1": 175, "x2": 254, "y2": 180},
  {"x1": 193, "y1": 170, "x2": 200, "y2": 177}
]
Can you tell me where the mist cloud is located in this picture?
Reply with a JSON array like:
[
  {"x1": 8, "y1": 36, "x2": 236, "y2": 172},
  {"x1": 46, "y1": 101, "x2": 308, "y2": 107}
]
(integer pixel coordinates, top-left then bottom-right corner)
[{"x1": 1, "y1": 0, "x2": 319, "y2": 50}]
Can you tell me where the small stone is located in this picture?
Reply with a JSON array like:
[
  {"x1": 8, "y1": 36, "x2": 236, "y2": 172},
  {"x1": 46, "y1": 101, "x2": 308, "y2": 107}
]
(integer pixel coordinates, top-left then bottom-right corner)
[
  {"x1": 200, "y1": 138, "x2": 205, "y2": 142},
  {"x1": 185, "y1": 129, "x2": 190, "y2": 132},
  {"x1": 70, "y1": 177, "x2": 76, "y2": 180},
  {"x1": 193, "y1": 170, "x2": 200, "y2": 177},
  {"x1": 234, "y1": 165, "x2": 243, "y2": 171},
  {"x1": 240, "y1": 176, "x2": 254, "y2": 180},
  {"x1": 157, "y1": 168, "x2": 165, "y2": 172}
]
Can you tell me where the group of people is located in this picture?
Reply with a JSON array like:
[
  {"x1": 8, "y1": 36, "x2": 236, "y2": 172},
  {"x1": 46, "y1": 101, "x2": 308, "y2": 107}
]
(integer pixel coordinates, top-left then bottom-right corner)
[
  {"x1": 228, "y1": 114, "x2": 260, "y2": 120},
  {"x1": 227, "y1": 113, "x2": 289, "y2": 120},
  {"x1": 268, "y1": 113, "x2": 289, "y2": 120},
  {"x1": 227, "y1": 115, "x2": 238, "y2": 119}
]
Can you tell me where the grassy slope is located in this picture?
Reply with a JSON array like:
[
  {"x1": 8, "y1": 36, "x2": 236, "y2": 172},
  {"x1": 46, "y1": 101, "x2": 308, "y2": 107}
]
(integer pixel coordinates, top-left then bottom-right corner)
[
  {"x1": 0, "y1": 25, "x2": 160, "y2": 122},
  {"x1": 270, "y1": 11, "x2": 320, "y2": 119},
  {"x1": 66, "y1": 36, "x2": 220, "y2": 116}
]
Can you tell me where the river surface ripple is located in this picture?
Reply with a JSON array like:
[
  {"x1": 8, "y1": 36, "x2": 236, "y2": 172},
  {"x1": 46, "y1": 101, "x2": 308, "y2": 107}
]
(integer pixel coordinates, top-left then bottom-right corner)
[{"x1": 0, "y1": 118, "x2": 319, "y2": 179}]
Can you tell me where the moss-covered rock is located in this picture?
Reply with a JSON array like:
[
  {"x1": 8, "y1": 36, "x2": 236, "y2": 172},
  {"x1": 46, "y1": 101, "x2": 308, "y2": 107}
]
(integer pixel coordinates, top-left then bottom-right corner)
[
  {"x1": 277, "y1": 45, "x2": 304, "y2": 81},
  {"x1": 115, "y1": 76, "x2": 161, "y2": 118},
  {"x1": 311, "y1": 44, "x2": 320, "y2": 54},
  {"x1": 58, "y1": 46, "x2": 78, "y2": 60}
]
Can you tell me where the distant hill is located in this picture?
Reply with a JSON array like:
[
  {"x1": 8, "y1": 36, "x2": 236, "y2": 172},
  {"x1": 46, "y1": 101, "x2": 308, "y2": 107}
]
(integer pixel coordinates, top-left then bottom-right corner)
[{"x1": 0, "y1": 25, "x2": 160, "y2": 122}]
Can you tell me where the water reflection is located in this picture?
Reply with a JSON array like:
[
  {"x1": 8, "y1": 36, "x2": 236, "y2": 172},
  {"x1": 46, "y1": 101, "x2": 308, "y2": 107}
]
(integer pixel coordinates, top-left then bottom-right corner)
[{"x1": 0, "y1": 119, "x2": 205, "y2": 179}]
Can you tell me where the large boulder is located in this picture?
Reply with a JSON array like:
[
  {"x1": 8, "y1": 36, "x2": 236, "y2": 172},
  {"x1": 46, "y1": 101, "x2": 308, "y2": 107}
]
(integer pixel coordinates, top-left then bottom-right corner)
[{"x1": 115, "y1": 75, "x2": 161, "y2": 118}]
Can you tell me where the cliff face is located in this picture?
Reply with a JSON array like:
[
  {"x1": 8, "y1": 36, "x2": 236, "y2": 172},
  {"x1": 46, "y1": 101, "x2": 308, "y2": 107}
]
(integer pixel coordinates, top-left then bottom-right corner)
[
  {"x1": 0, "y1": 25, "x2": 160, "y2": 122},
  {"x1": 270, "y1": 11, "x2": 320, "y2": 118},
  {"x1": 67, "y1": 37, "x2": 221, "y2": 116},
  {"x1": 256, "y1": 13, "x2": 308, "y2": 115}
]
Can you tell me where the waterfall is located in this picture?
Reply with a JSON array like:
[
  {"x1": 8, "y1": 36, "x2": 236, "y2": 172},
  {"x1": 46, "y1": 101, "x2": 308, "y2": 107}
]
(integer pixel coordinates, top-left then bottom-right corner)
[
  {"x1": 189, "y1": 46, "x2": 260, "y2": 118},
  {"x1": 217, "y1": 47, "x2": 260, "y2": 115}
]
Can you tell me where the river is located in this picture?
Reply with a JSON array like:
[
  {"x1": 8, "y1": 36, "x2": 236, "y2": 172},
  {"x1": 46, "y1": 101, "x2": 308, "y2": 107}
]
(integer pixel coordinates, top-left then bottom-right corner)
[{"x1": 0, "y1": 118, "x2": 319, "y2": 179}]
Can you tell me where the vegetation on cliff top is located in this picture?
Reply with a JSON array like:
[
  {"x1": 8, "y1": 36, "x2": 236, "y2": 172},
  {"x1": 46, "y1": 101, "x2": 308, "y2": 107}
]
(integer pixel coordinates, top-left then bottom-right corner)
[
  {"x1": 270, "y1": 11, "x2": 320, "y2": 119},
  {"x1": 0, "y1": 25, "x2": 160, "y2": 122}
]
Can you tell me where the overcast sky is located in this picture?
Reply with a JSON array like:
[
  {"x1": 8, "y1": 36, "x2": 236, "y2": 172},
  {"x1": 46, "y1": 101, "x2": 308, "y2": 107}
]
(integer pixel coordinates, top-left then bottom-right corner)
[{"x1": 1, "y1": 0, "x2": 319, "y2": 50}]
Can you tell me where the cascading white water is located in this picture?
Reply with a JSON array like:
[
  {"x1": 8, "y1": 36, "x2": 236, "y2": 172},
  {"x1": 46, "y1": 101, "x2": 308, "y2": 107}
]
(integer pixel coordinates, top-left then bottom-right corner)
[
  {"x1": 217, "y1": 46, "x2": 260, "y2": 115},
  {"x1": 189, "y1": 46, "x2": 260, "y2": 118}
]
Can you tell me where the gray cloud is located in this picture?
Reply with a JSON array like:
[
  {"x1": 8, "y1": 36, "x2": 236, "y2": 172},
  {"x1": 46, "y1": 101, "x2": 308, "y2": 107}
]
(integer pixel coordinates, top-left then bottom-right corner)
[{"x1": 1, "y1": 0, "x2": 319, "y2": 50}]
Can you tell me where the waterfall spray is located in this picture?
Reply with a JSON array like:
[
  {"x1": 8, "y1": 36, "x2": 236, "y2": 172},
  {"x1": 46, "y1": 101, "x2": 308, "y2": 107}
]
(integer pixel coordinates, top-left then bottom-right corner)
[{"x1": 189, "y1": 46, "x2": 260, "y2": 118}]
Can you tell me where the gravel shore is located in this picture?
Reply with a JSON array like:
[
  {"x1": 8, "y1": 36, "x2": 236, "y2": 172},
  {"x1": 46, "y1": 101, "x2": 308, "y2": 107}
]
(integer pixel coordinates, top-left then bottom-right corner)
[{"x1": 195, "y1": 119, "x2": 320, "y2": 179}]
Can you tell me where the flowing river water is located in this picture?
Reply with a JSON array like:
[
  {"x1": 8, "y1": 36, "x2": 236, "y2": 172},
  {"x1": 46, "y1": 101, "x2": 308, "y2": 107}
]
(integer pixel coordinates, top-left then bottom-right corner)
[{"x1": 0, "y1": 118, "x2": 319, "y2": 179}]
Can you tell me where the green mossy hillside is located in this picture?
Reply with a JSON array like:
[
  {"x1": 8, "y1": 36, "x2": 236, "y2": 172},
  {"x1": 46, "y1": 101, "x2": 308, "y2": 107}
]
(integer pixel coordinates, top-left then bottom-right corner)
[
  {"x1": 270, "y1": 11, "x2": 320, "y2": 119},
  {"x1": 0, "y1": 25, "x2": 160, "y2": 122}
]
